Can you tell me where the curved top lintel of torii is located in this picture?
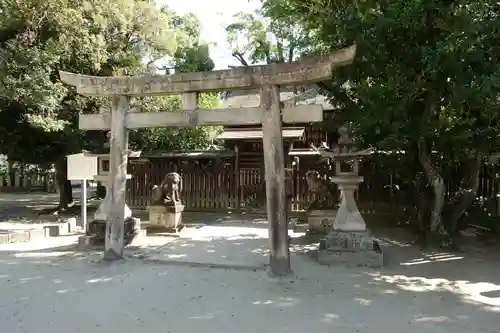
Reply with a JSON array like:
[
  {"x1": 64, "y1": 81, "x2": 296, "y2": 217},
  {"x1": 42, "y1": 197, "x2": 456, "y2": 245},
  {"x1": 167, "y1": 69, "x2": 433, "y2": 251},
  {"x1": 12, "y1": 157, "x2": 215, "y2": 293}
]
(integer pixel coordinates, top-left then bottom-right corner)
[{"x1": 58, "y1": 44, "x2": 357, "y2": 97}]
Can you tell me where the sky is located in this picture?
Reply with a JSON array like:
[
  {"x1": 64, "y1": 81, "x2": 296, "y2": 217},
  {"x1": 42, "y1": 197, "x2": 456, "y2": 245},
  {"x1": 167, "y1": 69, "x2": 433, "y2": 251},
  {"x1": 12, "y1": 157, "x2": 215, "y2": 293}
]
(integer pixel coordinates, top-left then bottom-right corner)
[{"x1": 159, "y1": 0, "x2": 261, "y2": 69}]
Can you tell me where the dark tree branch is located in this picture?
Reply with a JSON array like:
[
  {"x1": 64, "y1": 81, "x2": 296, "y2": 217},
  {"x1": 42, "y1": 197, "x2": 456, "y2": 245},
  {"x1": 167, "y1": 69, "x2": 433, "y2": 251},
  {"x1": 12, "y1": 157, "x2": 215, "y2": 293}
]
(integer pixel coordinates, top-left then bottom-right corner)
[
  {"x1": 288, "y1": 46, "x2": 295, "y2": 63},
  {"x1": 276, "y1": 40, "x2": 284, "y2": 63},
  {"x1": 231, "y1": 51, "x2": 249, "y2": 66}
]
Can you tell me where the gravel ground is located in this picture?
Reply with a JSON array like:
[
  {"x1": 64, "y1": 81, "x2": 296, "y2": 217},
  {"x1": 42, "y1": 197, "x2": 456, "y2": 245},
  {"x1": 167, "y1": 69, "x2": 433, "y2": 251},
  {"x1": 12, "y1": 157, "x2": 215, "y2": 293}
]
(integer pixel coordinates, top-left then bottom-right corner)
[
  {"x1": 0, "y1": 192, "x2": 499, "y2": 333},
  {"x1": 0, "y1": 232, "x2": 498, "y2": 333}
]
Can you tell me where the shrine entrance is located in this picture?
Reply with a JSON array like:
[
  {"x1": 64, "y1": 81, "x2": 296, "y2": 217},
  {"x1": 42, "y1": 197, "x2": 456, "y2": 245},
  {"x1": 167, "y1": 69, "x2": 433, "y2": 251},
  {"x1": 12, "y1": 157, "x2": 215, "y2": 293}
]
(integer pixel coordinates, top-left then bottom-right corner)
[{"x1": 59, "y1": 44, "x2": 356, "y2": 276}]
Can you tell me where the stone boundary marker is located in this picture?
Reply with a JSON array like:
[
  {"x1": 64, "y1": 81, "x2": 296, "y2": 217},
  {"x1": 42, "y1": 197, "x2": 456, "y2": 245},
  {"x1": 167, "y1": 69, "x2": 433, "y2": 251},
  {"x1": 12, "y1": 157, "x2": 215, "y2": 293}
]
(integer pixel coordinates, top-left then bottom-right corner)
[{"x1": 0, "y1": 217, "x2": 79, "y2": 244}]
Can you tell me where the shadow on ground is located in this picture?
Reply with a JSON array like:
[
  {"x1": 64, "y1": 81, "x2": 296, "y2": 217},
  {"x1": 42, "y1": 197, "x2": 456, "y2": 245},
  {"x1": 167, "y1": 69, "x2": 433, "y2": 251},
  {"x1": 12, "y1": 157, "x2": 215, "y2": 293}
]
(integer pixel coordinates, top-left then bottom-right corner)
[
  {"x1": 0, "y1": 191, "x2": 100, "y2": 224},
  {"x1": 0, "y1": 215, "x2": 498, "y2": 332},
  {"x1": 140, "y1": 215, "x2": 500, "y2": 314},
  {"x1": 0, "y1": 193, "x2": 499, "y2": 332}
]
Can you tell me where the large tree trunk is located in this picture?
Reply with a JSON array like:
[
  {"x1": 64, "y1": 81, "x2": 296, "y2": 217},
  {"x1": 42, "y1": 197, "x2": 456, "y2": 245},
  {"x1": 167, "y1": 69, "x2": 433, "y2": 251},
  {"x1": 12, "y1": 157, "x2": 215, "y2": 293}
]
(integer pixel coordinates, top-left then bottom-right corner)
[
  {"x1": 429, "y1": 175, "x2": 445, "y2": 232},
  {"x1": 55, "y1": 158, "x2": 73, "y2": 210},
  {"x1": 414, "y1": 172, "x2": 432, "y2": 246},
  {"x1": 407, "y1": 142, "x2": 431, "y2": 241},
  {"x1": 417, "y1": 138, "x2": 446, "y2": 234},
  {"x1": 445, "y1": 154, "x2": 482, "y2": 236}
]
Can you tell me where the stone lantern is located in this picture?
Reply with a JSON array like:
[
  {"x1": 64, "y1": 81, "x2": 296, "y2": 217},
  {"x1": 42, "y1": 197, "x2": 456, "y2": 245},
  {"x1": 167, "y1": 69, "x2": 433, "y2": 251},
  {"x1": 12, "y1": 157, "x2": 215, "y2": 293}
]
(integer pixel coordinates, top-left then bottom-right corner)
[
  {"x1": 310, "y1": 125, "x2": 383, "y2": 267},
  {"x1": 86, "y1": 132, "x2": 141, "y2": 244}
]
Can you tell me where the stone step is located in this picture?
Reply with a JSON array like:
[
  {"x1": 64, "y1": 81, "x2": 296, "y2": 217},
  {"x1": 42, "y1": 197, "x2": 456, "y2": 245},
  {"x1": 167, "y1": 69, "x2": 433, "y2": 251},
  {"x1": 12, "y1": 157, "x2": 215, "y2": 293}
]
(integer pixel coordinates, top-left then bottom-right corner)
[
  {"x1": 0, "y1": 218, "x2": 81, "y2": 244},
  {"x1": 0, "y1": 228, "x2": 45, "y2": 244},
  {"x1": 42, "y1": 218, "x2": 79, "y2": 237}
]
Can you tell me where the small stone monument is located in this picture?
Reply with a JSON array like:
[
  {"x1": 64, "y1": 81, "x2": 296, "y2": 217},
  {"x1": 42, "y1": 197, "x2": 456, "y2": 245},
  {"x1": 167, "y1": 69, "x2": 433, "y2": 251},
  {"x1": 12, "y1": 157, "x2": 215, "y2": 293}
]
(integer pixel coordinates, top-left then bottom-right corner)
[
  {"x1": 310, "y1": 125, "x2": 383, "y2": 267},
  {"x1": 147, "y1": 172, "x2": 185, "y2": 233}
]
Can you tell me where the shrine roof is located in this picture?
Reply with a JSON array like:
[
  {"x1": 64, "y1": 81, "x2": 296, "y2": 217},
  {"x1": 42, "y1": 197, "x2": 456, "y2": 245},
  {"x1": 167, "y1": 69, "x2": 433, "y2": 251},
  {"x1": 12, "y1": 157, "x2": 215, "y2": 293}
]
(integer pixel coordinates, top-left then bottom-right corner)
[
  {"x1": 221, "y1": 85, "x2": 335, "y2": 110},
  {"x1": 288, "y1": 148, "x2": 321, "y2": 156},
  {"x1": 216, "y1": 127, "x2": 305, "y2": 140},
  {"x1": 136, "y1": 150, "x2": 235, "y2": 159}
]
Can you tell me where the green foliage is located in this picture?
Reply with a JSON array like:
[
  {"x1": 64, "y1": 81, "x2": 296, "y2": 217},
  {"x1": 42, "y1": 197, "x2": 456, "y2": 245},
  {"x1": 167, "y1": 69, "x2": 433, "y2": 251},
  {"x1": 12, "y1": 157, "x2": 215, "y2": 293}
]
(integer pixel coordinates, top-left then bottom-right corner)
[
  {"x1": 225, "y1": 8, "x2": 315, "y2": 65},
  {"x1": 262, "y1": 0, "x2": 500, "y2": 233},
  {"x1": 130, "y1": 11, "x2": 220, "y2": 153},
  {"x1": 0, "y1": 0, "x2": 218, "y2": 163},
  {"x1": 129, "y1": 93, "x2": 222, "y2": 152},
  {"x1": 174, "y1": 44, "x2": 214, "y2": 73},
  {"x1": 263, "y1": 0, "x2": 500, "y2": 160}
]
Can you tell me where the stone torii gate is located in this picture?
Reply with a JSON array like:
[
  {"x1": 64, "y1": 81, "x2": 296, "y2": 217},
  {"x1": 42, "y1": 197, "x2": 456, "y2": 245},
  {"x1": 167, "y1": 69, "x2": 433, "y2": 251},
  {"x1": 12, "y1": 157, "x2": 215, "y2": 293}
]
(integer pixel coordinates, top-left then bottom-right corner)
[{"x1": 59, "y1": 44, "x2": 356, "y2": 276}]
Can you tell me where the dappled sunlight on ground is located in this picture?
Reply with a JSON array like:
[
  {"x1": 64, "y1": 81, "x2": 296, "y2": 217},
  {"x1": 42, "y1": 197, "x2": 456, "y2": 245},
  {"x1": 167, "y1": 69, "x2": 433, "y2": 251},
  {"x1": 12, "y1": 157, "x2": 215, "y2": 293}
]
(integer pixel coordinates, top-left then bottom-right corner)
[
  {"x1": 140, "y1": 218, "x2": 500, "y2": 324},
  {"x1": 0, "y1": 229, "x2": 498, "y2": 332},
  {"x1": 0, "y1": 235, "x2": 81, "y2": 252},
  {"x1": 367, "y1": 272, "x2": 500, "y2": 311},
  {"x1": 399, "y1": 252, "x2": 464, "y2": 266},
  {"x1": 0, "y1": 202, "x2": 499, "y2": 332}
]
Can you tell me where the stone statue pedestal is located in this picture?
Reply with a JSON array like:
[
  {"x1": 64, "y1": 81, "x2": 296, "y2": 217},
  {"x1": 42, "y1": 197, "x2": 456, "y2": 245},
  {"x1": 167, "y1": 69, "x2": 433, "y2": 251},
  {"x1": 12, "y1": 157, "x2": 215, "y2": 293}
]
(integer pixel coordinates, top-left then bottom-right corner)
[
  {"x1": 148, "y1": 204, "x2": 184, "y2": 233},
  {"x1": 86, "y1": 174, "x2": 140, "y2": 244},
  {"x1": 307, "y1": 210, "x2": 336, "y2": 234},
  {"x1": 316, "y1": 175, "x2": 383, "y2": 267}
]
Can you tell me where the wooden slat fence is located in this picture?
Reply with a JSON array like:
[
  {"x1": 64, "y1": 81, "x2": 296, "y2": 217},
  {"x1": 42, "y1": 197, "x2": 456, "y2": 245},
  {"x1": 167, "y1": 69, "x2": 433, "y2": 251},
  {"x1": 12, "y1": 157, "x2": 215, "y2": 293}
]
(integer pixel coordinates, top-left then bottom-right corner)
[
  {"x1": 0, "y1": 170, "x2": 56, "y2": 193},
  {"x1": 239, "y1": 168, "x2": 263, "y2": 208},
  {"x1": 126, "y1": 155, "x2": 500, "y2": 217},
  {"x1": 127, "y1": 157, "x2": 237, "y2": 211}
]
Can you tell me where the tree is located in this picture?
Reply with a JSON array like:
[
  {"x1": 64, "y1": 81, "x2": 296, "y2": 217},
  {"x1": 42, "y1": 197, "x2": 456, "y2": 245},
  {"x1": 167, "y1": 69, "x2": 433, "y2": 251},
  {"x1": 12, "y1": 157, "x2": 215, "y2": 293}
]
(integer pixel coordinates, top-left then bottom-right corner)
[
  {"x1": 131, "y1": 12, "x2": 221, "y2": 153},
  {"x1": 0, "y1": 0, "x2": 217, "y2": 209},
  {"x1": 225, "y1": 9, "x2": 315, "y2": 66},
  {"x1": 170, "y1": 12, "x2": 215, "y2": 73},
  {"x1": 129, "y1": 93, "x2": 221, "y2": 153},
  {"x1": 263, "y1": 0, "x2": 500, "y2": 245}
]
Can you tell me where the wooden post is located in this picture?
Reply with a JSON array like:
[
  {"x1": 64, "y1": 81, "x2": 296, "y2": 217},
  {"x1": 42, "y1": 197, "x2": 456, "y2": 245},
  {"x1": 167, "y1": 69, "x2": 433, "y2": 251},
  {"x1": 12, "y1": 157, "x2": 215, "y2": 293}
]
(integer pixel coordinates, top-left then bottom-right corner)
[
  {"x1": 104, "y1": 95, "x2": 131, "y2": 261},
  {"x1": 497, "y1": 180, "x2": 500, "y2": 216},
  {"x1": 14, "y1": 171, "x2": 21, "y2": 188},
  {"x1": 6, "y1": 160, "x2": 12, "y2": 187},
  {"x1": 22, "y1": 174, "x2": 29, "y2": 190},
  {"x1": 234, "y1": 144, "x2": 241, "y2": 211},
  {"x1": 294, "y1": 157, "x2": 300, "y2": 211},
  {"x1": 81, "y1": 179, "x2": 88, "y2": 232},
  {"x1": 261, "y1": 85, "x2": 292, "y2": 276}
]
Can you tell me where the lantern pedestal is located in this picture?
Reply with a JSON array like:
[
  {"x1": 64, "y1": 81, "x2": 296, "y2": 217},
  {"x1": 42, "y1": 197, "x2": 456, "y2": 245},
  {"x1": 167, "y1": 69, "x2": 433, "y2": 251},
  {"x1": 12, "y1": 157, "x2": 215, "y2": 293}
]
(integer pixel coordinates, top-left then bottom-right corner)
[{"x1": 315, "y1": 175, "x2": 383, "y2": 267}]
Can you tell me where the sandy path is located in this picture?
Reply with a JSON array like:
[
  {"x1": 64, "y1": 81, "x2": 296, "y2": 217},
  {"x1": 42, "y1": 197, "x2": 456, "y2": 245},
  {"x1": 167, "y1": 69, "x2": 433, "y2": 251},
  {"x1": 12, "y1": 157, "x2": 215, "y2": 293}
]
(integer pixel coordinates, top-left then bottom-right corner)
[{"x1": 0, "y1": 230, "x2": 498, "y2": 333}]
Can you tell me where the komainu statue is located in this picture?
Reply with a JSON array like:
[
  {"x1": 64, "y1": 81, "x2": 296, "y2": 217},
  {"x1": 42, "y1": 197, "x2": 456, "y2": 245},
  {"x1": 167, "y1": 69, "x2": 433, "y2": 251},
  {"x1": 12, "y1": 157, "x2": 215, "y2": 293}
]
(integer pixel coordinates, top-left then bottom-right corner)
[
  {"x1": 151, "y1": 172, "x2": 182, "y2": 206},
  {"x1": 305, "y1": 170, "x2": 337, "y2": 210}
]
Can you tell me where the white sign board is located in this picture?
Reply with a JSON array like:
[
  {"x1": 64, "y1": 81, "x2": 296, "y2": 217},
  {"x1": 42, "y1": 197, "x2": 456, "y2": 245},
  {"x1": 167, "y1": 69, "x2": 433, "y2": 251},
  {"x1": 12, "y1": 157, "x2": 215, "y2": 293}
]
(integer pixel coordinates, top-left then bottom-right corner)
[{"x1": 67, "y1": 153, "x2": 98, "y2": 180}]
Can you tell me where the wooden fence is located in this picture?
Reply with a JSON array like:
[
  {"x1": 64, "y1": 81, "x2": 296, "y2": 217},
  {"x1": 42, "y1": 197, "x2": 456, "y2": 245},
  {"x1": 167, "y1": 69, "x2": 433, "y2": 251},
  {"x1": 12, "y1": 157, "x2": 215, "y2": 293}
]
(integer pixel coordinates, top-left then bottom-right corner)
[
  {"x1": 292, "y1": 157, "x2": 500, "y2": 215},
  {"x1": 239, "y1": 168, "x2": 264, "y2": 208},
  {"x1": 126, "y1": 157, "x2": 237, "y2": 210},
  {"x1": 0, "y1": 170, "x2": 56, "y2": 193},
  {"x1": 125, "y1": 155, "x2": 500, "y2": 216}
]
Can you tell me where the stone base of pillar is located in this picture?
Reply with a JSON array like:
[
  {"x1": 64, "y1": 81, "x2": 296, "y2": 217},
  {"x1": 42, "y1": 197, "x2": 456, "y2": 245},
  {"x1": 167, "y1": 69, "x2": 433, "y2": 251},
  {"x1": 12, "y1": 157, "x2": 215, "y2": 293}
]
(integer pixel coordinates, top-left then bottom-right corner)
[
  {"x1": 313, "y1": 229, "x2": 383, "y2": 268},
  {"x1": 147, "y1": 204, "x2": 184, "y2": 233},
  {"x1": 86, "y1": 217, "x2": 141, "y2": 246}
]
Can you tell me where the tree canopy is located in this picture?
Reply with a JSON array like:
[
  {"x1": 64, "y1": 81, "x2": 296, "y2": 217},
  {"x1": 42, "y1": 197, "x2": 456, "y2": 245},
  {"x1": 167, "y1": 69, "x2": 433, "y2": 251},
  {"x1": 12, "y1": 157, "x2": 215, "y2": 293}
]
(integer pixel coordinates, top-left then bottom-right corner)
[
  {"x1": 0, "y1": 0, "x2": 219, "y2": 207},
  {"x1": 261, "y1": 0, "x2": 500, "y2": 241},
  {"x1": 225, "y1": 8, "x2": 315, "y2": 66},
  {"x1": 0, "y1": 0, "x2": 218, "y2": 164}
]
